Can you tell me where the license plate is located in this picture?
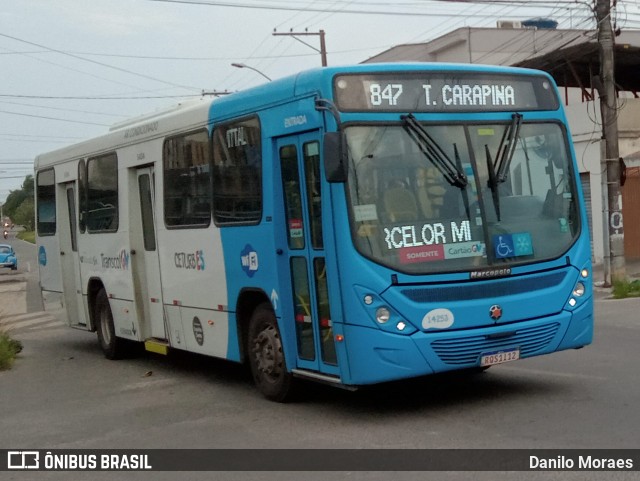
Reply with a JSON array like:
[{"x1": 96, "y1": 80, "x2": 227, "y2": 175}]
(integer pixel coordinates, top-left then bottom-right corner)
[{"x1": 480, "y1": 348, "x2": 520, "y2": 367}]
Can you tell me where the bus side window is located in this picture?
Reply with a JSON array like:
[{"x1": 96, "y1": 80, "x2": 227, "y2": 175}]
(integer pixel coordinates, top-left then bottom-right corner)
[
  {"x1": 163, "y1": 130, "x2": 210, "y2": 228},
  {"x1": 212, "y1": 117, "x2": 262, "y2": 225},
  {"x1": 86, "y1": 153, "x2": 118, "y2": 233},
  {"x1": 36, "y1": 169, "x2": 56, "y2": 236}
]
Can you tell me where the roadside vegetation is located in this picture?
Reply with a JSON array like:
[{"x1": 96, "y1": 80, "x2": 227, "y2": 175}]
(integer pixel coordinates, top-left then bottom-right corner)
[
  {"x1": 612, "y1": 279, "x2": 640, "y2": 299},
  {"x1": 0, "y1": 329, "x2": 22, "y2": 370},
  {"x1": 2, "y1": 174, "x2": 34, "y2": 232},
  {"x1": 16, "y1": 231, "x2": 35, "y2": 244}
]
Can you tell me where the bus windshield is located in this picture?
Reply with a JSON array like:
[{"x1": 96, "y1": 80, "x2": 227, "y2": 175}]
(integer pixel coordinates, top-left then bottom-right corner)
[{"x1": 345, "y1": 121, "x2": 580, "y2": 274}]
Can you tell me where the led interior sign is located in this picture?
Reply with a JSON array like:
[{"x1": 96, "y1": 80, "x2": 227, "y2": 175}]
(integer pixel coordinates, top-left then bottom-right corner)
[{"x1": 334, "y1": 72, "x2": 559, "y2": 112}]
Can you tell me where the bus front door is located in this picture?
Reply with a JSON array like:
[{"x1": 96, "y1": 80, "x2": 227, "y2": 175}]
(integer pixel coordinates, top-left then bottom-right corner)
[
  {"x1": 277, "y1": 133, "x2": 339, "y2": 376},
  {"x1": 59, "y1": 182, "x2": 86, "y2": 327},
  {"x1": 130, "y1": 167, "x2": 167, "y2": 342}
]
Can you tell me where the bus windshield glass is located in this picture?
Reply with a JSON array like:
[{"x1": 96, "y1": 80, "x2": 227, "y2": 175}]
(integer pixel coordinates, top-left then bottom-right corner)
[{"x1": 345, "y1": 121, "x2": 579, "y2": 274}]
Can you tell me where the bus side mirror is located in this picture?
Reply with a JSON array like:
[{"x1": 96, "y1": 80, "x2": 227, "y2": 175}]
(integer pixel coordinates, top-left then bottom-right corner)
[{"x1": 323, "y1": 132, "x2": 347, "y2": 183}]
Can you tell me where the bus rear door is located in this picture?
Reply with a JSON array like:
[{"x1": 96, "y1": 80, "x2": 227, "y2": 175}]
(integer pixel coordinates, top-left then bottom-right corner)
[
  {"x1": 276, "y1": 132, "x2": 339, "y2": 377},
  {"x1": 130, "y1": 166, "x2": 167, "y2": 344}
]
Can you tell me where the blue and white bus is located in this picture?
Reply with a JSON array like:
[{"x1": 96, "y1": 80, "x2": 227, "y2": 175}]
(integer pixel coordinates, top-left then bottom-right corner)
[{"x1": 35, "y1": 63, "x2": 593, "y2": 401}]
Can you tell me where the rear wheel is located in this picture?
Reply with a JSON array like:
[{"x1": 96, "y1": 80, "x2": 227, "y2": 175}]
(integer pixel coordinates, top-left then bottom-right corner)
[
  {"x1": 248, "y1": 302, "x2": 294, "y2": 402},
  {"x1": 95, "y1": 288, "x2": 128, "y2": 359}
]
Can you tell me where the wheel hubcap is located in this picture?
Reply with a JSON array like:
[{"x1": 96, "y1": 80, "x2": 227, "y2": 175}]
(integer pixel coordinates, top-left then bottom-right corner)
[
  {"x1": 100, "y1": 311, "x2": 112, "y2": 345},
  {"x1": 252, "y1": 325, "x2": 283, "y2": 380}
]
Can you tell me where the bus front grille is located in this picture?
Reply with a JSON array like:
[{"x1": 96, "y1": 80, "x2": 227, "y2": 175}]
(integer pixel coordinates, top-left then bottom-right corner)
[
  {"x1": 430, "y1": 322, "x2": 560, "y2": 365},
  {"x1": 402, "y1": 271, "x2": 567, "y2": 302}
]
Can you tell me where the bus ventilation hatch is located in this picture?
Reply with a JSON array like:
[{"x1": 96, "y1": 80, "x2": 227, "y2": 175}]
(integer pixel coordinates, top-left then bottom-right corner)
[{"x1": 431, "y1": 322, "x2": 560, "y2": 365}]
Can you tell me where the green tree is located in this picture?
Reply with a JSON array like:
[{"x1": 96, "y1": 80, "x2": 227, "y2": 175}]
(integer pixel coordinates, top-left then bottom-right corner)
[
  {"x1": 21, "y1": 175, "x2": 34, "y2": 197},
  {"x1": 2, "y1": 189, "x2": 28, "y2": 221},
  {"x1": 13, "y1": 197, "x2": 34, "y2": 231},
  {"x1": 2, "y1": 175, "x2": 33, "y2": 223}
]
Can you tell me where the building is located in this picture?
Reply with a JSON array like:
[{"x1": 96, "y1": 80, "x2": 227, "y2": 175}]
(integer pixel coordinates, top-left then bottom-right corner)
[{"x1": 364, "y1": 24, "x2": 640, "y2": 264}]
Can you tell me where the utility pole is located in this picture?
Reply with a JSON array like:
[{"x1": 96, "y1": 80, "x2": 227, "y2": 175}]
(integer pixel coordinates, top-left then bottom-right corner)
[
  {"x1": 273, "y1": 29, "x2": 327, "y2": 66},
  {"x1": 596, "y1": 0, "x2": 626, "y2": 285}
]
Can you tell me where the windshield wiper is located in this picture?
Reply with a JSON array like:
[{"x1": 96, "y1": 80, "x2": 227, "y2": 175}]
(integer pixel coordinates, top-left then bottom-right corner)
[
  {"x1": 495, "y1": 113, "x2": 523, "y2": 183},
  {"x1": 485, "y1": 113, "x2": 523, "y2": 221},
  {"x1": 401, "y1": 114, "x2": 467, "y2": 189},
  {"x1": 486, "y1": 145, "x2": 501, "y2": 221}
]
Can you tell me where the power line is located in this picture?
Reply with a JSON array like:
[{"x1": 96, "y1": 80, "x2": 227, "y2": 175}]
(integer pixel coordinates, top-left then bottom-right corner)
[
  {"x1": 0, "y1": 109, "x2": 110, "y2": 126},
  {"x1": 0, "y1": 49, "x2": 322, "y2": 60},
  {"x1": 0, "y1": 100, "x2": 126, "y2": 118},
  {"x1": 0, "y1": 175, "x2": 29, "y2": 180},
  {"x1": 0, "y1": 134, "x2": 83, "y2": 140},
  {"x1": 148, "y1": 0, "x2": 565, "y2": 18},
  {"x1": 0, "y1": 94, "x2": 203, "y2": 100},
  {"x1": 0, "y1": 32, "x2": 202, "y2": 93}
]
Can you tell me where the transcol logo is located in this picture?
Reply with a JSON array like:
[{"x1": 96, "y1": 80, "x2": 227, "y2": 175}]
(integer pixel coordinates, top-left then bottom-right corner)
[{"x1": 101, "y1": 249, "x2": 130, "y2": 270}]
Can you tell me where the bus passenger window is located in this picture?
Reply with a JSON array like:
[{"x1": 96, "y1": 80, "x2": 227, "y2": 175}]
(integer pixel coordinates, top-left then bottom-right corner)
[
  {"x1": 36, "y1": 169, "x2": 56, "y2": 236},
  {"x1": 212, "y1": 116, "x2": 262, "y2": 225},
  {"x1": 163, "y1": 130, "x2": 210, "y2": 227},
  {"x1": 87, "y1": 153, "x2": 118, "y2": 232}
]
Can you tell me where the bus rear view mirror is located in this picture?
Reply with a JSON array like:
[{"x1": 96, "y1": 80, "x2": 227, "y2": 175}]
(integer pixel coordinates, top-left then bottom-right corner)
[{"x1": 323, "y1": 132, "x2": 347, "y2": 183}]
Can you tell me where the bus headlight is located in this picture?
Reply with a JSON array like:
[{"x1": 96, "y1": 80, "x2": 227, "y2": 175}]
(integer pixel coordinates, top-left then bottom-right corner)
[
  {"x1": 375, "y1": 307, "x2": 391, "y2": 324},
  {"x1": 573, "y1": 282, "x2": 586, "y2": 297}
]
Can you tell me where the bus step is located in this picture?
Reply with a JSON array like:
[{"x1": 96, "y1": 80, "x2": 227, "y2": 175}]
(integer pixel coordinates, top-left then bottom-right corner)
[
  {"x1": 144, "y1": 338, "x2": 170, "y2": 355},
  {"x1": 291, "y1": 369, "x2": 357, "y2": 391}
]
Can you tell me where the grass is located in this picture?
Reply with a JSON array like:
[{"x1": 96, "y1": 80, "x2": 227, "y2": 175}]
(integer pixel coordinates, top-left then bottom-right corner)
[
  {"x1": 612, "y1": 279, "x2": 640, "y2": 299},
  {"x1": 16, "y1": 230, "x2": 35, "y2": 243},
  {"x1": 0, "y1": 329, "x2": 23, "y2": 370}
]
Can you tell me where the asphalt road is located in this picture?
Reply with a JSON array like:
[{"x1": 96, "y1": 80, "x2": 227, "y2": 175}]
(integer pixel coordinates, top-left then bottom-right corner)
[
  {"x1": 0, "y1": 230, "x2": 43, "y2": 313},
  {"x1": 1, "y1": 239, "x2": 638, "y2": 481}
]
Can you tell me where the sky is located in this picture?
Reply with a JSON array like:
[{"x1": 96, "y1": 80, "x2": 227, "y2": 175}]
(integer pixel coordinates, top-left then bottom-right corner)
[{"x1": 1, "y1": 0, "x2": 630, "y2": 204}]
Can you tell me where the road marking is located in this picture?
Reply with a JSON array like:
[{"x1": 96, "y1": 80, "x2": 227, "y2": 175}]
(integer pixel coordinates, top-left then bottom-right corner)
[
  {"x1": 0, "y1": 281, "x2": 26, "y2": 293},
  {"x1": 498, "y1": 365, "x2": 606, "y2": 381},
  {"x1": 0, "y1": 311, "x2": 64, "y2": 333}
]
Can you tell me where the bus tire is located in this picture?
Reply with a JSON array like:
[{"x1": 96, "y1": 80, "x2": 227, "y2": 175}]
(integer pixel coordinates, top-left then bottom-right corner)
[
  {"x1": 95, "y1": 288, "x2": 127, "y2": 360},
  {"x1": 248, "y1": 302, "x2": 294, "y2": 402}
]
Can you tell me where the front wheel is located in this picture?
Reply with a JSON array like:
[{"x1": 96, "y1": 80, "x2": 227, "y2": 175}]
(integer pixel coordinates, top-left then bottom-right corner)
[
  {"x1": 247, "y1": 303, "x2": 294, "y2": 402},
  {"x1": 95, "y1": 288, "x2": 128, "y2": 360}
]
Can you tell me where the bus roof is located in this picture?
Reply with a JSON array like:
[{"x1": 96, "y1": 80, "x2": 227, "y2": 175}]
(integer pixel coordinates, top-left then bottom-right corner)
[{"x1": 35, "y1": 62, "x2": 553, "y2": 169}]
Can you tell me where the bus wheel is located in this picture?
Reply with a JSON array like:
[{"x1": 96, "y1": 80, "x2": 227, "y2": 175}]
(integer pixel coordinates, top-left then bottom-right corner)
[
  {"x1": 248, "y1": 303, "x2": 293, "y2": 402},
  {"x1": 95, "y1": 289, "x2": 127, "y2": 360}
]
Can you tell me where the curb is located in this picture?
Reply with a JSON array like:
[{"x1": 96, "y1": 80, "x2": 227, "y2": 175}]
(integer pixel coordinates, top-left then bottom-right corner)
[{"x1": 0, "y1": 274, "x2": 27, "y2": 284}]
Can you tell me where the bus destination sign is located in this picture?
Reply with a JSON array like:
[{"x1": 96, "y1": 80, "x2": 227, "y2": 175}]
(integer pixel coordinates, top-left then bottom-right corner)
[{"x1": 334, "y1": 72, "x2": 559, "y2": 113}]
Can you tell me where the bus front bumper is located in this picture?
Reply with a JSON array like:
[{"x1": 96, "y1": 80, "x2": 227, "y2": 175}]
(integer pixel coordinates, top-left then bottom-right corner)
[{"x1": 340, "y1": 299, "x2": 593, "y2": 386}]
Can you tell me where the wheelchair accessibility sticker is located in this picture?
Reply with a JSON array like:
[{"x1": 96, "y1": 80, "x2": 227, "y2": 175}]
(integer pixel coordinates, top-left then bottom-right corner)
[{"x1": 493, "y1": 232, "x2": 533, "y2": 259}]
